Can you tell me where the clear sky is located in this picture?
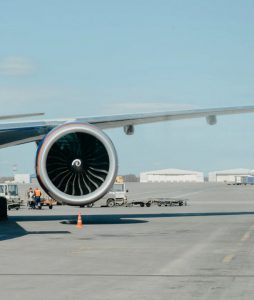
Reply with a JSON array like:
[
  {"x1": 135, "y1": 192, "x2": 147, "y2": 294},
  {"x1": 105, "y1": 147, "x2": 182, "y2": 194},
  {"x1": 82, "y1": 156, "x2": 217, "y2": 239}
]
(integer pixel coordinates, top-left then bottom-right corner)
[{"x1": 0, "y1": 0, "x2": 254, "y2": 176}]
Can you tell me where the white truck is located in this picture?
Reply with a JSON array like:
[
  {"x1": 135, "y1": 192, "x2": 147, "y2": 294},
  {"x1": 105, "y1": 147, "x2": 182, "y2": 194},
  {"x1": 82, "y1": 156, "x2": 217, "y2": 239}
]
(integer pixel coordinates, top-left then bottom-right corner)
[
  {"x1": 87, "y1": 182, "x2": 128, "y2": 207},
  {"x1": 0, "y1": 183, "x2": 22, "y2": 219}
]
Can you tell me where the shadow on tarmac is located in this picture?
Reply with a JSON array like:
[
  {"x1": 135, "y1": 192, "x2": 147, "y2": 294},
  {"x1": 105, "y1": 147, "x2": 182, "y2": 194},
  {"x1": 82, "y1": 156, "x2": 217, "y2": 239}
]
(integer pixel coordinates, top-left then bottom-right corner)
[
  {"x1": 9, "y1": 211, "x2": 254, "y2": 223},
  {"x1": 0, "y1": 219, "x2": 71, "y2": 241},
  {"x1": 1, "y1": 211, "x2": 254, "y2": 241}
]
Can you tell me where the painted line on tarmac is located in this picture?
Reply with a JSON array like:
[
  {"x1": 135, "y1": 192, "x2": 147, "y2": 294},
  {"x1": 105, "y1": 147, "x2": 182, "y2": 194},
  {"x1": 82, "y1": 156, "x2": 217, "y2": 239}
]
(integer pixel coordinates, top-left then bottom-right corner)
[
  {"x1": 222, "y1": 225, "x2": 254, "y2": 264},
  {"x1": 241, "y1": 231, "x2": 251, "y2": 242},
  {"x1": 223, "y1": 254, "x2": 235, "y2": 263}
]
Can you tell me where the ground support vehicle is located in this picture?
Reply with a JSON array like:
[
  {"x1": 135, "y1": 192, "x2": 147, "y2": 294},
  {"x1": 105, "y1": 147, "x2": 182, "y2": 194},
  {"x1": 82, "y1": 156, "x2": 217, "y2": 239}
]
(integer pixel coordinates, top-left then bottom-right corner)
[
  {"x1": 88, "y1": 182, "x2": 128, "y2": 207},
  {"x1": 126, "y1": 200, "x2": 153, "y2": 207},
  {"x1": 242, "y1": 176, "x2": 254, "y2": 185},
  {"x1": 28, "y1": 197, "x2": 57, "y2": 210},
  {"x1": 153, "y1": 198, "x2": 187, "y2": 207},
  {"x1": 7, "y1": 200, "x2": 21, "y2": 211},
  {"x1": 127, "y1": 198, "x2": 187, "y2": 207},
  {"x1": 234, "y1": 176, "x2": 243, "y2": 185},
  {"x1": 40, "y1": 197, "x2": 57, "y2": 209},
  {"x1": 0, "y1": 183, "x2": 22, "y2": 217}
]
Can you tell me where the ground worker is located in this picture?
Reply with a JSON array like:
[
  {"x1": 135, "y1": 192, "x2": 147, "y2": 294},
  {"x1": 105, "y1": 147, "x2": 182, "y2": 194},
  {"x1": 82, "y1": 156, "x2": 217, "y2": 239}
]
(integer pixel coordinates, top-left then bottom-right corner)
[
  {"x1": 34, "y1": 187, "x2": 42, "y2": 208},
  {"x1": 27, "y1": 187, "x2": 35, "y2": 209}
]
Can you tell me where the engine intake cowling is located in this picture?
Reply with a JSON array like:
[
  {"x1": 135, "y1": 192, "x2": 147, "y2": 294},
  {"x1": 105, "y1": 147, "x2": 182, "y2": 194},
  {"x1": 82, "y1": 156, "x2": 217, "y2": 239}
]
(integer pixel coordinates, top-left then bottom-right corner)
[{"x1": 36, "y1": 123, "x2": 118, "y2": 205}]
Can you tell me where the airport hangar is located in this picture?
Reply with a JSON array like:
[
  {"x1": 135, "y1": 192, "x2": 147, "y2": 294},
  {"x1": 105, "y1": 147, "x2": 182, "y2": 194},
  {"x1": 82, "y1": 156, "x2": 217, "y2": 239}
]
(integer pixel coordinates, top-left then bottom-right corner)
[
  {"x1": 140, "y1": 168, "x2": 204, "y2": 183},
  {"x1": 208, "y1": 168, "x2": 253, "y2": 183}
]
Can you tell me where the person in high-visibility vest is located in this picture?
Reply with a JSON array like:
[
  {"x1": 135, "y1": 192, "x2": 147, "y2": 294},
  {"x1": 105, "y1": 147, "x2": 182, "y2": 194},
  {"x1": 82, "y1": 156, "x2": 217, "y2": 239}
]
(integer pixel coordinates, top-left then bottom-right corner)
[{"x1": 34, "y1": 187, "x2": 42, "y2": 208}]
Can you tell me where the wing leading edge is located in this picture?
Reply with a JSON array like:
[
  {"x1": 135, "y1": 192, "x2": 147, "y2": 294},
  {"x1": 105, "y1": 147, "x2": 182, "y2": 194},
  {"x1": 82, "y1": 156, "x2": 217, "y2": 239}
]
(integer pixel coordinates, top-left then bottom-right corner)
[
  {"x1": 0, "y1": 105, "x2": 254, "y2": 148},
  {"x1": 76, "y1": 106, "x2": 254, "y2": 129}
]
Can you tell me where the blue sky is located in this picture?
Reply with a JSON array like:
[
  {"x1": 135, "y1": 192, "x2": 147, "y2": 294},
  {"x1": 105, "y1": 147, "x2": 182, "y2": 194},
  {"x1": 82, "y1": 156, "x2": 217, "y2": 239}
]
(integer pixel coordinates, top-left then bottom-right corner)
[{"x1": 0, "y1": 0, "x2": 254, "y2": 176}]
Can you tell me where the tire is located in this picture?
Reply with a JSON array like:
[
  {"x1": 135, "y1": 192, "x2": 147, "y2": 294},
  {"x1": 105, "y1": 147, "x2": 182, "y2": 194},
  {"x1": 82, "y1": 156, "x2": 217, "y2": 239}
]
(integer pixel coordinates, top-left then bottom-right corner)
[
  {"x1": 87, "y1": 203, "x2": 94, "y2": 208},
  {"x1": 0, "y1": 197, "x2": 8, "y2": 220},
  {"x1": 49, "y1": 205, "x2": 53, "y2": 209},
  {"x1": 146, "y1": 202, "x2": 151, "y2": 207},
  {"x1": 107, "y1": 199, "x2": 115, "y2": 207},
  {"x1": 140, "y1": 202, "x2": 145, "y2": 207}
]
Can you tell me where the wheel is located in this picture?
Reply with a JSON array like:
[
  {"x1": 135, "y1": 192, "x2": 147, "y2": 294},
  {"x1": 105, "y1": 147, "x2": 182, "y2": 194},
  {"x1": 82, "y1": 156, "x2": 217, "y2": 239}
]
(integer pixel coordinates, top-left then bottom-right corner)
[
  {"x1": 49, "y1": 205, "x2": 53, "y2": 209},
  {"x1": 107, "y1": 199, "x2": 115, "y2": 207},
  {"x1": 146, "y1": 202, "x2": 151, "y2": 207},
  {"x1": 140, "y1": 202, "x2": 145, "y2": 207},
  {"x1": 0, "y1": 197, "x2": 8, "y2": 220},
  {"x1": 87, "y1": 203, "x2": 94, "y2": 208}
]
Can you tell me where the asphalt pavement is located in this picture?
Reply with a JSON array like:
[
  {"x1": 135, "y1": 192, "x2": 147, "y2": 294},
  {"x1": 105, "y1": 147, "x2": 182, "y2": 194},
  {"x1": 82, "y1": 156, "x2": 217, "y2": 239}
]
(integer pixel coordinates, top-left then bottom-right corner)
[{"x1": 1, "y1": 183, "x2": 254, "y2": 300}]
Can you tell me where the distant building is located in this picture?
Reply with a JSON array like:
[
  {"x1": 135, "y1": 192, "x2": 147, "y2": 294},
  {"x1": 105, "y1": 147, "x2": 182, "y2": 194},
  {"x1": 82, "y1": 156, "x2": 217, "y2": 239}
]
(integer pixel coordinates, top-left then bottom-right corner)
[
  {"x1": 208, "y1": 169, "x2": 252, "y2": 183},
  {"x1": 14, "y1": 174, "x2": 30, "y2": 184},
  {"x1": 140, "y1": 168, "x2": 204, "y2": 183},
  {"x1": 0, "y1": 176, "x2": 14, "y2": 183}
]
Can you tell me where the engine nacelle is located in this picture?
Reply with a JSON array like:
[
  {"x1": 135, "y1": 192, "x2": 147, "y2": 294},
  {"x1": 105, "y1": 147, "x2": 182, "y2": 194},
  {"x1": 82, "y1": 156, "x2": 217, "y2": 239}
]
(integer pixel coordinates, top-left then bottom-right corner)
[{"x1": 36, "y1": 123, "x2": 118, "y2": 205}]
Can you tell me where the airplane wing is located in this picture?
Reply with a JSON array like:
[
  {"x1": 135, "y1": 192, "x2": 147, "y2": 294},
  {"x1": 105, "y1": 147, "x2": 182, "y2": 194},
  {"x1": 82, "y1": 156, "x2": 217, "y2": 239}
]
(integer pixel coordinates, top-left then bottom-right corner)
[
  {"x1": 0, "y1": 105, "x2": 254, "y2": 148},
  {"x1": 77, "y1": 106, "x2": 254, "y2": 128},
  {"x1": 0, "y1": 112, "x2": 44, "y2": 121}
]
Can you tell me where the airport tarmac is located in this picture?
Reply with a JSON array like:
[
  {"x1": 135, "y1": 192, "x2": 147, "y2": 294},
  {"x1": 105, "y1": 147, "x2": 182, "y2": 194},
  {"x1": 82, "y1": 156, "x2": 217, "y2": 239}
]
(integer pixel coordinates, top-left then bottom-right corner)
[{"x1": 1, "y1": 183, "x2": 254, "y2": 299}]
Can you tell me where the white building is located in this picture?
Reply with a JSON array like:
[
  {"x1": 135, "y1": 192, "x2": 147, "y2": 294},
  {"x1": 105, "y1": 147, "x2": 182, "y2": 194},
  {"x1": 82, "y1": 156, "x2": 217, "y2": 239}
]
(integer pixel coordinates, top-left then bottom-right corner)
[
  {"x1": 140, "y1": 168, "x2": 204, "y2": 183},
  {"x1": 208, "y1": 169, "x2": 252, "y2": 183},
  {"x1": 14, "y1": 173, "x2": 31, "y2": 184}
]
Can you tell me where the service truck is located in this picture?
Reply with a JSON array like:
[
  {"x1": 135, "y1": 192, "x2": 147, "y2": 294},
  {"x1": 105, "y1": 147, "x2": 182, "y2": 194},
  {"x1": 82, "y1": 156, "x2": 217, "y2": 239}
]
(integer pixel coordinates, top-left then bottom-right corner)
[
  {"x1": 0, "y1": 183, "x2": 22, "y2": 218},
  {"x1": 242, "y1": 176, "x2": 254, "y2": 185},
  {"x1": 234, "y1": 176, "x2": 243, "y2": 185},
  {"x1": 87, "y1": 182, "x2": 128, "y2": 207}
]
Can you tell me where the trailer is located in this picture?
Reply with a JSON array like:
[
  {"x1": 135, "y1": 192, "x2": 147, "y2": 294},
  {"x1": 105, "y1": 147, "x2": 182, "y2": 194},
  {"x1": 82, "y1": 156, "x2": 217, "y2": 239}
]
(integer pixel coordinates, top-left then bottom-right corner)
[
  {"x1": 126, "y1": 198, "x2": 187, "y2": 207},
  {"x1": 7, "y1": 200, "x2": 21, "y2": 211},
  {"x1": 153, "y1": 198, "x2": 187, "y2": 207},
  {"x1": 242, "y1": 176, "x2": 254, "y2": 185},
  {"x1": 127, "y1": 200, "x2": 153, "y2": 207},
  {"x1": 40, "y1": 197, "x2": 58, "y2": 209}
]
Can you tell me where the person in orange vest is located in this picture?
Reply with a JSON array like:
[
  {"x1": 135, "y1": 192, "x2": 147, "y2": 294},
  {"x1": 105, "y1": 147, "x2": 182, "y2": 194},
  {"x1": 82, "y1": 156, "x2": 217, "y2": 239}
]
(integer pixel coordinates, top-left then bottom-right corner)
[{"x1": 34, "y1": 187, "x2": 42, "y2": 208}]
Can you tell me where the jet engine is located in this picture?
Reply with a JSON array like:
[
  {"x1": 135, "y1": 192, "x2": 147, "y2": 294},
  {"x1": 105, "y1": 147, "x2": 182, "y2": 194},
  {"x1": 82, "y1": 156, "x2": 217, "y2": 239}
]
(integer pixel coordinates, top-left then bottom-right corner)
[{"x1": 36, "y1": 123, "x2": 118, "y2": 205}]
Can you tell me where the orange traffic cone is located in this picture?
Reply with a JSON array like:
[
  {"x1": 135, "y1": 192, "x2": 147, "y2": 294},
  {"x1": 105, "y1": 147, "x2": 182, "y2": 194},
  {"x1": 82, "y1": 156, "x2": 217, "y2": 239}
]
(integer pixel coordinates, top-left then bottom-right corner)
[{"x1": 76, "y1": 211, "x2": 83, "y2": 229}]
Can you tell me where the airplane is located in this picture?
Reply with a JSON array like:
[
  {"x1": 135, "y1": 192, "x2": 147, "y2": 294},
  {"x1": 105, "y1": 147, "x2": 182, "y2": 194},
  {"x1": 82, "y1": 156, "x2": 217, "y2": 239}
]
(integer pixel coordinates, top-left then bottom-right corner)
[{"x1": 1, "y1": 105, "x2": 254, "y2": 219}]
